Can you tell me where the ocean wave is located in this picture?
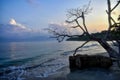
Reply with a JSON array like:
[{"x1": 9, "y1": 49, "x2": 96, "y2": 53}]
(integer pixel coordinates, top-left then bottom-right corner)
[
  {"x1": 0, "y1": 56, "x2": 68, "y2": 80},
  {"x1": 0, "y1": 54, "x2": 46, "y2": 69},
  {"x1": 60, "y1": 43, "x2": 99, "y2": 56}
]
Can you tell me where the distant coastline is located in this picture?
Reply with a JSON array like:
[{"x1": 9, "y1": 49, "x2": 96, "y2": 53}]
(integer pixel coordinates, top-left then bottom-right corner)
[{"x1": 66, "y1": 30, "x2": 120, "y2": 41}]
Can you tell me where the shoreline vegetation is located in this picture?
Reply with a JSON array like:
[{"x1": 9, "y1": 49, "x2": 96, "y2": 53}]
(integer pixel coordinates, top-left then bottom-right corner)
[{"x1": 66, "y1": 30, "x2": 120, "y2": 41}]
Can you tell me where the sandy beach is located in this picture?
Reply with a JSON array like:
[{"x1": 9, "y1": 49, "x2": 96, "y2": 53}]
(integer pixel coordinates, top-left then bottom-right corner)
[
  {"x1": 24, "y1": 52, "x2": 120, "y2": 80},
  {"x1": 24, "y1": 64, "x2": 120, "y2": 80}
]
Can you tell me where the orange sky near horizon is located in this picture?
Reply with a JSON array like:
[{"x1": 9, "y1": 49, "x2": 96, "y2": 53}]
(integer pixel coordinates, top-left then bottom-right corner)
[
  {"x1": 85, "y1": 1, "x2": 120, "y2": 33},
  {"x1": 60, "y1": 0, "x2": 120, "y2": 33},
  {"x1": 1, "y1": 0, "x2": 119, "y2": 33}
]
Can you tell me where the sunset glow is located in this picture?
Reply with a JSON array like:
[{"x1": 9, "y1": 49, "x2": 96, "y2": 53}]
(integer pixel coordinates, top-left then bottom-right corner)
[{"x1": 0, "y1": 0, "x2": 120, "y2": 33}]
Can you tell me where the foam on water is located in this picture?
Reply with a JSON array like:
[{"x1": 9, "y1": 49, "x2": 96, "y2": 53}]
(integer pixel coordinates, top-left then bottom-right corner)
[
  {"x1": 0, "y1": 41, "x2": 110, "y2": 80},
  {"x1": 0, "y1": 55, "x2": 69, "y2": 80}
]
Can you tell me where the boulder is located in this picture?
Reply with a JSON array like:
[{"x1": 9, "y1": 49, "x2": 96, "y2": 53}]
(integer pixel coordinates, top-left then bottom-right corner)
[{"x1": 69, "y1": 54, "x2": 113, "y2": 71}]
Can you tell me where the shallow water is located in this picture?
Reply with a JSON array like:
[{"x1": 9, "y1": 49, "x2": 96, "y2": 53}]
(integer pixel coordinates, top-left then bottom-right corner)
[{"x1": 0, "y1": 41, "x2": 113, "y2": 80}]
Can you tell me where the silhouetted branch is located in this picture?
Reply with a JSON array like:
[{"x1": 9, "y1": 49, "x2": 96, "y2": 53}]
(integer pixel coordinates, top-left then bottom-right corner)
[
  {"x1": 81, "y1": 12, "x2": 89, "y2": 34},
  {"x1": 46, "y1": 0, "x2": 120, "y2": 67},
  {"x1": 111, "y1": 0, "x2": 120, "y2": 12},
  {"x1": 105, "y1": 0, "x2": 120, "y2": 39},
  {"x1": 70, "y1": 25, "x2": 79, "y2": 28},
  {"x1": 106, "y1": 10, "x2": 116, "y2": 24},
  {"x1": 75, "y1": 19, "x2": 86, "y2": 33},
  {"x1": 104, "y1": 0, "x2": 112, "y2": 39},
  {"x1": 66, "y1": 19, "x2": 77, "y2": 23},
  {"x1": 73, "y1": 41, "x2": 90, "y2": 56},
  {"x1": 46, "y1": 27, "x2": 85, "y2": 42},
  {"x1": 66, "y1": 2, "x2": 92, "y2": 34}
]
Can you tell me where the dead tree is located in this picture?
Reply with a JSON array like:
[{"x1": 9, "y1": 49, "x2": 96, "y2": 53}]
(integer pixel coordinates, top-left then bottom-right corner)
[{"x1": 46, "y1": 0, "x2": 120, "y2": 68}]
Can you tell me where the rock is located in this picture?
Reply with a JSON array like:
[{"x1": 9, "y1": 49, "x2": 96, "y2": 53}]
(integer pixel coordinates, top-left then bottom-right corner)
[{"x1": 69, "y1": 54, "x2": 113, "y2": 71}]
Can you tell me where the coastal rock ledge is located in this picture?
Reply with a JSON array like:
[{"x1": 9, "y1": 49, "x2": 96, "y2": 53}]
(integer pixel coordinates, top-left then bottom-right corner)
[{"x1": 69, "y1": 54, "x2": 113, "y2": 71}]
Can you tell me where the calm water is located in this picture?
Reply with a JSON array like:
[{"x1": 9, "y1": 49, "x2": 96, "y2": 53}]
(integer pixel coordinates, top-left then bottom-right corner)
[{"x1": 0, "y1": 41, "x2": 106, "y2": 79}]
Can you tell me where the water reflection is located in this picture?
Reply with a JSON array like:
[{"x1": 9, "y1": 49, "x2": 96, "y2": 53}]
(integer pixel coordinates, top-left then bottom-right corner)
[
  {"x1": 0, "y1": 43, "x2": 11, "y2": 60},
  {"x1": 10, "y1": 42, "x2": 17, "y2": 60},
  {"x1": 0, "y1": 42, "x2": 25, "y2": 66}
]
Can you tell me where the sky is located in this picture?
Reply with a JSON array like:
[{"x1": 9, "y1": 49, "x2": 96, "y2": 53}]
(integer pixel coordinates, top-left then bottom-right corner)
[{"x1": 0, "y1": 0, "x2": 120, "y2": 33}]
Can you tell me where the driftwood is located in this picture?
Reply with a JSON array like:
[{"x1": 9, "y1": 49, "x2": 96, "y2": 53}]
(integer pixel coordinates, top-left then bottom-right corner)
[{"x1": 69, "y1": 54, "x2": 113, "y2": 71}]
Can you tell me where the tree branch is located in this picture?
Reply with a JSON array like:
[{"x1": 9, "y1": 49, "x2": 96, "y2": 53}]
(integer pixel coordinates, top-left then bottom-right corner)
[
  {"x1": 111, "y1": 0, "x2": 120, "y2": 12},
  {"x1": 106, "y1": 10, "x2": 116, "y2": 24},
  {"x1": 73, "y1": 41, "x2": 90, "y2": 56},
  {"x1": 46, "y1": 0, "x2": 120, "y2": 67},
  {"x1": 104, "y1": 0, "x2": 112, "y2": 39},
  {"x1": 75, "y1": 19, "x2": 86, "y2": 33},
  {"x1": 66, "y1": 16, "x2": 82, "y2": 23},
  {"x1": 82, "y1": 12, "x2": 89, "y2": 34},
  {"x1": 71, "y1": 25, "x2": 79, "y2": 28}
]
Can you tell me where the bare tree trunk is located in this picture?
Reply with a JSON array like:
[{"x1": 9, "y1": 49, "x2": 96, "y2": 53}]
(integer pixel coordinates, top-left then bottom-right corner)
[
  {"x1": 97, "y1": 39, "x2": 120, "y2": 67},
  {"x1": 105, "y1": 0, "x2": 112, "y2": 39},
  {"x1": 97, "y1": 39, "x2": 118, "y2": 58}
]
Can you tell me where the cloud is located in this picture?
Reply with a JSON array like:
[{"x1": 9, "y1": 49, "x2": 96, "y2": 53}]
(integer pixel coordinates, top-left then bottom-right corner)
[
  {"x1": 9, "y1": 18, "x2": 31, "y2": 31},
  {"x1": 48, "y1": 22, "x2": 82, "y2": 35},
  {"x1": 0, "y1": 19, "x2": 49, "y2": 42},
  {"x1": 9, "y1": 19, "x2": 16, "y2": 25}
]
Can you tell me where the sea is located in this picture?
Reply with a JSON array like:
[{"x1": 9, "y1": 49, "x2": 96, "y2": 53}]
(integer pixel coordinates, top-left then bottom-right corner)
[{"x1": 0, "y1": 41, "x2": 117, "y2": 80}]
